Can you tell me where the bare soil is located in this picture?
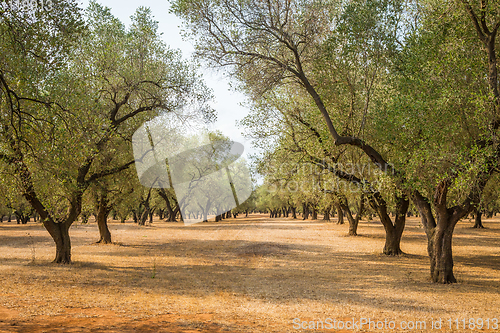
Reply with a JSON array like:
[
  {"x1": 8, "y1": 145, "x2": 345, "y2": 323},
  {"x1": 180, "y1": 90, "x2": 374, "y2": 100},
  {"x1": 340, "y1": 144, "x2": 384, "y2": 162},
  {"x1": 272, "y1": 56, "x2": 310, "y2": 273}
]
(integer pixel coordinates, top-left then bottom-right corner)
[{"x1": 0, "y1": 214, "x2": 499, "y2": 332}]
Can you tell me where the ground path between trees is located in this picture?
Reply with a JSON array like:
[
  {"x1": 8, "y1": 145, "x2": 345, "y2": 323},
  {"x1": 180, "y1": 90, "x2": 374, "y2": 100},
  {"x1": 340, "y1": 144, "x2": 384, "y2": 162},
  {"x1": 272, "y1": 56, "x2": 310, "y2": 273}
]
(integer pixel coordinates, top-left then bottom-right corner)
[{"x1": 0, "y1": 214, "x2": 499, "y2": 332}]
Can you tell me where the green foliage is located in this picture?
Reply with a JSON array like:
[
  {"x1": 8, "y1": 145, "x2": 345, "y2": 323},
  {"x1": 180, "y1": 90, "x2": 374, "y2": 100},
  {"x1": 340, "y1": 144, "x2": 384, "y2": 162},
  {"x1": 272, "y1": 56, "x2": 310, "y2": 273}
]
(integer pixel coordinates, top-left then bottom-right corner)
[
  {"x1": 1, "y1": 2, "x2": 213, "y2": 232},
  {"x1": 371, "y1": 0, "x2": 499, "y2": 200}
]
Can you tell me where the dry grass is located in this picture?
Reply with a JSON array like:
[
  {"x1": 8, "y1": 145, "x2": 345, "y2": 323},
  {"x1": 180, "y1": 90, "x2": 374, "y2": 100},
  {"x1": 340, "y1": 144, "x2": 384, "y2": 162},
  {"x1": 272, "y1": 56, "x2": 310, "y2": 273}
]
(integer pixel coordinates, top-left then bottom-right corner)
[{"x1": 0, "y1": 214, "x2": 499, "y2": 332}]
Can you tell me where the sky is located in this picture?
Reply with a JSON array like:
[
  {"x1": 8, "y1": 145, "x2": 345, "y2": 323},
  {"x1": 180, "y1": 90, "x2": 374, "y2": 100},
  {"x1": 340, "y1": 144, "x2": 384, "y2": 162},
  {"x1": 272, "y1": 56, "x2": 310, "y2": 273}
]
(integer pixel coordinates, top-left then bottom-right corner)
[{"x1": 79, "y1": 0, "x2": 255, "y2": 160}]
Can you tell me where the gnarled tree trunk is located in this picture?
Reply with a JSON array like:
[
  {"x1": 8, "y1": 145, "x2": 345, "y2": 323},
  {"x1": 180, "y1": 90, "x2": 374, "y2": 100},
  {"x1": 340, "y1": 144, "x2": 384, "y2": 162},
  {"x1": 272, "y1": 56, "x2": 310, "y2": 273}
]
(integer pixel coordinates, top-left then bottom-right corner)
[
  {"x1": 411, "y1": 179, "x2": 480, "y2": 284},
  {"x1": 382, "y1": 197, "x2": 408, "y2": 255},
  {"x1": 53, "y1": 223, "x2": 72, "y2": 264},
  {"x1": 382, "y1": 216, "x2": 405, "y2": 255},
  {"x1": 473, "y1": 209, "x2": 484, "y2": 228},
  {"x1": 369, "y1": 194, "x2": 409, "y2": 255},
  {"x1": 158, "y1": 189, "x2": 180, "y2": 222},
  {"x1": 340, "y1": 195, "x2": 365, "y2": 236},
  {"x1": 427, "y1": 224, "x2": 456, "y2": 283},
  {"x1": 42, "y1": 219, "x2": 73, "y2": 264}
]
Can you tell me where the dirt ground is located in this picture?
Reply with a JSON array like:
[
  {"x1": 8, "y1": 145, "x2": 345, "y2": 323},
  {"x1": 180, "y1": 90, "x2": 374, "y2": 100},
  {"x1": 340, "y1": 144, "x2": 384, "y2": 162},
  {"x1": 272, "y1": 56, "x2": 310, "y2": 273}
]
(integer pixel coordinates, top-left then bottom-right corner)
[{"x1": 0, "y1": 214, "x2": 499, "y2": 332}]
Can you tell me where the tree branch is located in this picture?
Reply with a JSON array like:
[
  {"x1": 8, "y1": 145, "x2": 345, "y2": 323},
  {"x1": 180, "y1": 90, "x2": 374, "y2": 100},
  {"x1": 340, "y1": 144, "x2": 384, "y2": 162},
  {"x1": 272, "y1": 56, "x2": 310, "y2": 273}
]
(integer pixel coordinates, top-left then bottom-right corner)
[
  {"x1": 462, "y1": 0, "x2": 487, "y2": 43},
  {"x1": 85, "y1": 160, "x2": 135, "y2": 186}
]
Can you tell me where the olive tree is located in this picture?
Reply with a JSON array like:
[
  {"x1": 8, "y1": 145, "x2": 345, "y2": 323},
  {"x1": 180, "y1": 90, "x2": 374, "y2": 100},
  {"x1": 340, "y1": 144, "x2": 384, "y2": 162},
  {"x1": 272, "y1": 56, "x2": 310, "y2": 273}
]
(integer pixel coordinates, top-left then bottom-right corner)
[
  {"x1": 173, "y1": 0, "x2": 500, "y2": 283},
  {"x1": 0, "y1": 2, "x2": 213, "y2": 263}
]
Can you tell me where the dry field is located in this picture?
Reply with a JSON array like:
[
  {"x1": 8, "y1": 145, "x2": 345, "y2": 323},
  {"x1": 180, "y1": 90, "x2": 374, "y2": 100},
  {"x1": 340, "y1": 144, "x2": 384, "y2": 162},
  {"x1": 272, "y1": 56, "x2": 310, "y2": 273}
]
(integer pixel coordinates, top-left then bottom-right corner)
[{"x1": 0, "y1": 214, "x2": 499, "y2": 332}]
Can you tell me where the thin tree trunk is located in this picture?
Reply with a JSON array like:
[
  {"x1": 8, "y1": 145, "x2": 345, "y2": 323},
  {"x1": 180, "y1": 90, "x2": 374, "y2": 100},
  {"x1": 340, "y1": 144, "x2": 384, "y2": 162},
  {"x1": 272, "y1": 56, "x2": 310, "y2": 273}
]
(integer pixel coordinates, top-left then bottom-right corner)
[
  {"x1": 335, "y1": 202, "x2": 344, "y2": 224},
  {"x1": 158, "y1": 189, "x2": 178, "y2": 222},
  {"x1": 96, "y1": 192, "x2": 112, "y2": 244},
  {"x1": 311, "y1": 207, "x2": 317, "y2": 220},
  {"x1": 340, "y1": 195, "x2": 364, "y2": 236},
  {"x1": 343, "y1": 209, "x2": 358, "y2": 235},
  {"x1": 138, "y1": 188, "x2": 153, "y2": 226},
  {"x1": 139, "y1": 208, "x2": 149, "y2": 225},
  {"x1": 302, "y1": 203, "x2": 309, "y2": 220},
  {"x1": 148, "y1": 208, "x2": 155, "y2": 223}
]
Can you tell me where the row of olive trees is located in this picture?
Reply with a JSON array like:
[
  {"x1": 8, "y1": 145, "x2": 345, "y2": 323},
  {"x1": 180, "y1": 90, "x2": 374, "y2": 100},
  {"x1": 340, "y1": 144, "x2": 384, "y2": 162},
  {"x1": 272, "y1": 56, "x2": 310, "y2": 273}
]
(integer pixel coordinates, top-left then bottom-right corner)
[
  {"x1": 0, "y1": 1, "x2": 213, "y2": 262},
  {"x1": 172, "y1": 0, "x2": 500, "y2": 283}
]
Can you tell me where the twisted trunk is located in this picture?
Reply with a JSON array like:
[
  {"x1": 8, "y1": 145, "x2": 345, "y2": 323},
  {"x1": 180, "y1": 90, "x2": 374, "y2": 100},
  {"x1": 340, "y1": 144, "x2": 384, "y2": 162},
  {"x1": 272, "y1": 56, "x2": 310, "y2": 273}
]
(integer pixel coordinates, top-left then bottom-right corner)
[
  {"x1": 381, "y1": 214, "x2": 405, "y2": 255},
  {"x1": 367, "y1": 193, "x2": 409, "y2": 255},
  {"x1": 340, "y1": 195, "x2": 365, "y2": 236},
  {"x1": 411, "y1": 180, "x2": 479, "y2": 283},
  {"x1": 158, "y1": 189, "x2": 179, "y2": 222},
  {"x1": 427, "y1": 224, "x2": 456, "y2": 283},
  {"x1": 41, "y1": 220, "x2": 72, "y2": 264},
  {"x1": 13, "y1": 153, "x2": 82, "y2": 264},
  {"x1": 473, "y1": 209, "x2": 484, "y2": 228}
]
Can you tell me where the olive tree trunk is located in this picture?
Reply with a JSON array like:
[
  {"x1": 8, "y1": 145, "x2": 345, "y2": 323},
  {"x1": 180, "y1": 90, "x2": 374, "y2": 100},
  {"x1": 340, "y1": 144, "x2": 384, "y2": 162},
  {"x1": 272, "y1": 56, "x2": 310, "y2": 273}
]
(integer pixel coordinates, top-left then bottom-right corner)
[
  {"x1": 411, "y1": 179, "x2": 479, "y2": 284},
  {"x1": 53, "y1": 222, "x2": 72, "y2": 263},
  {"x1": 335, "y1": 202, "x2": 344, "y2": 224},
  {"x1": 96, "y1": 192, "x2": 112, "y2": 244},
  {"x1": 369, "y1": 194, "x2": 409, "y2": 255},
  {"x1": 473, "y1": 209, "x2": 484, "y2": 228},
  {"x1": 340, "y1": 195, "x2": 364, "y2": 236},
  {"x1": 427, "y1": 225, "x2": 456, "y2": 283}
]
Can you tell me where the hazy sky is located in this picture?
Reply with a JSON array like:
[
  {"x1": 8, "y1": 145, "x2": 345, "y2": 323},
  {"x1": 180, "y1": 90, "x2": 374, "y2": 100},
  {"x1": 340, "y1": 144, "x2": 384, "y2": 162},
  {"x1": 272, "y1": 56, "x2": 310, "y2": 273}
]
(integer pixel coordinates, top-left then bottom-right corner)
[{"x1": 79, "y1": 0, "x2": 254, "y2": 158}]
